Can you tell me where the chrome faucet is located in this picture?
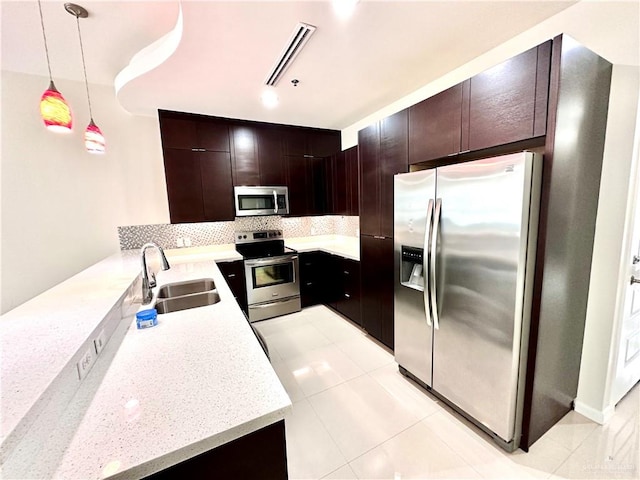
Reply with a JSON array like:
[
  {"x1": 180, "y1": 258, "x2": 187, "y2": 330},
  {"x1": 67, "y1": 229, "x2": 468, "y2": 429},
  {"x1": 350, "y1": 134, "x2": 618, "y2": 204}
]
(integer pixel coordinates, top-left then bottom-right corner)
[{"x1": 140, "y1": 242, "x2": 170, "y2": 304}]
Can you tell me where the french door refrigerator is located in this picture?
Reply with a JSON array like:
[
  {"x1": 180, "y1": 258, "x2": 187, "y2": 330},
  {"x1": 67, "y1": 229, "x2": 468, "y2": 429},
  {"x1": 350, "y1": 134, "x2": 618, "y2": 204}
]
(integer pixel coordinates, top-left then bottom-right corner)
[{"x1": 394, "y1": 151, "x2": 541, "y2": 451}]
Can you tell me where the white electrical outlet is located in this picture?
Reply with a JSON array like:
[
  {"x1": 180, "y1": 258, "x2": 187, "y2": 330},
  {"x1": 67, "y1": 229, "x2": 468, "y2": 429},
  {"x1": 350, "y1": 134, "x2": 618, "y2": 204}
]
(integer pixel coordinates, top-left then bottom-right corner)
[
  {"x1": 183, "y1": 237, "x2": 192, "y2": 247},
  {"x1": 76, "y1": 347, "x2": 96, "y2": 381},
  {"x1": 176, "y1": 237, "x2": 184, "y2": 247},
  {"x1": 94, "y1": 329, "x2": 106, "y2": 355},
  {"x1": 310, "y1": 227, "x2": 317, "y2": 235}
]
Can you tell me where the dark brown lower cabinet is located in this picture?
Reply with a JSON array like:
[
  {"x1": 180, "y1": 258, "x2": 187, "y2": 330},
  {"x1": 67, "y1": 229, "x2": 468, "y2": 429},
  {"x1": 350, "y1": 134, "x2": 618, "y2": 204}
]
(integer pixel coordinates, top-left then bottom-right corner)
[
  {"x1": 360, "y1": 235, "x2": 394, "y2": 349},
  {"x1": 145, "y1": 420, "x2": 287, "y2": 479},
  {"x1": 216, "y1": 260, "x2": 247, "y2": 314},
  {"x1": 300, "y1": 251, "x2": 332, "y2": 307},
  {"x1": 334, "y1": 257, "x2": 361, "y2": 327}
]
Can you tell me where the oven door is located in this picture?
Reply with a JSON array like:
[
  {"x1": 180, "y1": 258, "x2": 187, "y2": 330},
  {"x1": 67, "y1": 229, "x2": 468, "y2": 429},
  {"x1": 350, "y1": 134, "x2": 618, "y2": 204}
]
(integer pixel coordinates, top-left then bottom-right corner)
[{"x1": 245, "y1": 255, "x2": 299, "y2": 305}]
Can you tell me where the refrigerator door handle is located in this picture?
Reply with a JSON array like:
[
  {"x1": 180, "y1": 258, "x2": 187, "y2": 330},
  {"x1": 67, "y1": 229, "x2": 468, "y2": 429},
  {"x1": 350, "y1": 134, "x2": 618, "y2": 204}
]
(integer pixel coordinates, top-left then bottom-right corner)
[
  {"x1": 430, "y1": 198, "x2": 442, "y2": 330},
  {"x1": 423, "y1": 199, "x2": 434, "y2": 327}
]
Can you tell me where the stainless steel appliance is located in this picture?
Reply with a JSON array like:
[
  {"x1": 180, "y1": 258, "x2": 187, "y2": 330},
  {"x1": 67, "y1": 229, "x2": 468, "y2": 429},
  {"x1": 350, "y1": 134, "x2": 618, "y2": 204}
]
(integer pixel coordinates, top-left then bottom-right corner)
[
  {"x1": 234, "y1": 186, "x2": 289, "y2": 217},
  {"x1": 394, "y1": 152, "x2": 542, "y2": 451},
  {"x1": 235, "y1": 230, "x2": 301, "y2": 322}
]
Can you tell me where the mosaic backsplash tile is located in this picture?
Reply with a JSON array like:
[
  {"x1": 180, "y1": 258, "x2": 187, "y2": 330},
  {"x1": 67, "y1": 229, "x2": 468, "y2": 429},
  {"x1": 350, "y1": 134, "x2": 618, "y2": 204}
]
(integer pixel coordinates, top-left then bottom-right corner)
[{"x1": 118, "y1": 216, "x2": 359, "y2": 250}]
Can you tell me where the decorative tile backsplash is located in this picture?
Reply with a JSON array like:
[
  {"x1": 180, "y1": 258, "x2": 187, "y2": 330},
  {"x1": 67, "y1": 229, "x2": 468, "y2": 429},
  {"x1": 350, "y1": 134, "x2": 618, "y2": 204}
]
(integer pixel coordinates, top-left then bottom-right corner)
[{"x1": 118, "y1": 216, "x2": 359, "y2": 250}]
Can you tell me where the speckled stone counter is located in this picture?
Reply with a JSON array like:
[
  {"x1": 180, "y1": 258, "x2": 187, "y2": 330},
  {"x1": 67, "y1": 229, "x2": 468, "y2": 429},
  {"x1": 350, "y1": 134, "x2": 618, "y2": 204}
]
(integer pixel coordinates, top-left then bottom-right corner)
[
  {"x1": 0, "y1": 235, "x2": 355, "y2": 479},
  {"x1": 285, "y1": 234, "x2": 360, "y2": 261}
]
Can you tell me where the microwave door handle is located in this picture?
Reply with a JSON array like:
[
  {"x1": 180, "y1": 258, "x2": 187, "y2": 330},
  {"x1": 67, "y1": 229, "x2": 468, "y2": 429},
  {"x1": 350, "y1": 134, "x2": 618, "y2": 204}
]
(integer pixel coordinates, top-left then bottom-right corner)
[{"x1": 273, "y1": 190, "x2": 278, "y2": 213}]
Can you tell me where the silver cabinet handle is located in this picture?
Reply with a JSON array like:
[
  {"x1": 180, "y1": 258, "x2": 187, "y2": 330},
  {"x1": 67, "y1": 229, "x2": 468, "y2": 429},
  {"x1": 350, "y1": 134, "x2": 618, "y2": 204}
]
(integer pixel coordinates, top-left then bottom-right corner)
[
  {"x1": 227, "y1": 273, "x2": 236, "y2": 278},
  {"x1": 273, "y1": 190, "x2": 278, "y2": 214},
  {"x1": 632, "y1": 275, "x2": 640, "y2": 285},
  {"x1": 344, "y1": 293, "x2": 351, "y2": 299},
  {"x1": 423, "y1": 199, "x2": 434, "y2": 327},
  {"x1": 430, "y1": 198, "x2": 442, "y2": 330}
]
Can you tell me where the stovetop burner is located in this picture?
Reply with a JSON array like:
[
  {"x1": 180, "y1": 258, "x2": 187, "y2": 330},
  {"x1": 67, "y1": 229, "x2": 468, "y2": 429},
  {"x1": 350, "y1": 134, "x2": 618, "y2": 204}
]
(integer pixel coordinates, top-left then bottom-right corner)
[{"x1": 234, "y1": 230, "x2": 297, "y2": 260}]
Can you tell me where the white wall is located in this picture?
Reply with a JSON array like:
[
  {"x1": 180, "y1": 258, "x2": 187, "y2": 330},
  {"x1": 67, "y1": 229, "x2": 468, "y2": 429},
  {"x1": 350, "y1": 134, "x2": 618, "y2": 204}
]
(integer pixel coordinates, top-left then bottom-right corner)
[
  {"x1": 341, "y1": 1, "x2": 640, "y2": 423},
  {"x1": 0, "y1": 71, "x2": 168, "y2": 314}
]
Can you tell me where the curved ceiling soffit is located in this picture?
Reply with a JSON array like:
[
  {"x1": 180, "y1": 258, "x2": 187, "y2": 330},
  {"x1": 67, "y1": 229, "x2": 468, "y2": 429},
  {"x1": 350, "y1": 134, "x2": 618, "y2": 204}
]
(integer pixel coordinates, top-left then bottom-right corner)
[{"x1": 114, "y1": 3, "x2": 183, "y2": 115}]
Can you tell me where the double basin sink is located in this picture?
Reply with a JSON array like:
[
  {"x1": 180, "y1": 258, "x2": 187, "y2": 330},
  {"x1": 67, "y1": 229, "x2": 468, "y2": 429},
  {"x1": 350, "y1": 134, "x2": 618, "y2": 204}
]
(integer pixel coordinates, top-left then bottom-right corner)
[{"x1": 154, "y1": 278, "x2": 220, "y2": 314}]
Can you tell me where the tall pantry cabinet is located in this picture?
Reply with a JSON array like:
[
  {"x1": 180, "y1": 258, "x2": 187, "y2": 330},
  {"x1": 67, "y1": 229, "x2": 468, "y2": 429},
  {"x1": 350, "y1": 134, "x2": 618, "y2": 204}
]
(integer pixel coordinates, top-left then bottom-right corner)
[{"x1": 359, "y1": 109, "x2": 409, "y2": 349}]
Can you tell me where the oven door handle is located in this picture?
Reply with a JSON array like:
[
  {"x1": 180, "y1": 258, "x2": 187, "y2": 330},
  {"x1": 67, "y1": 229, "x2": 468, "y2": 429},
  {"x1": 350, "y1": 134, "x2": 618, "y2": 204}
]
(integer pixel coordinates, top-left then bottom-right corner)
[{"x1": 245, "y1": 256, "x2": 298, "y2": 267}]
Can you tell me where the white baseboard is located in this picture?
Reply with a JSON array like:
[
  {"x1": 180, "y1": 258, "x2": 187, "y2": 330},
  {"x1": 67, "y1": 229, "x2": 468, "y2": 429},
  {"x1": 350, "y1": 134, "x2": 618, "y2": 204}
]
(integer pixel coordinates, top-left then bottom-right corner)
[{"x1": 574, "y1": 400, "x2": 615, "y2": 425}]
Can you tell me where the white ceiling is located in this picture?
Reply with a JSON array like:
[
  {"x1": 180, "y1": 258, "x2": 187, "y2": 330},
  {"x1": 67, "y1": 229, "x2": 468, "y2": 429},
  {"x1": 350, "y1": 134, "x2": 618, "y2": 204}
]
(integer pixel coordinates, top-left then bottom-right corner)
[{"x1": 2, "y1": 1, "x2": 635, "y2": 130}]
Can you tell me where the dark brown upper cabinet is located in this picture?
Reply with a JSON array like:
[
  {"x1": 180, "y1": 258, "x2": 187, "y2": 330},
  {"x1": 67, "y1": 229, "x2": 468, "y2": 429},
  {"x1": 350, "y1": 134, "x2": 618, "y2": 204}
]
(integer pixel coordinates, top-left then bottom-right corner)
[
  {"x1": 406, "y1": 41, "x2": 551, "y2": 164},
  {"x1": 408, "y1": 83, "x2": 465, "y2": 164},
  {"x1": 358, "y1": 122, "x2": 381, "y2": 236},
  {"x1": 159, "y1": 113, "x2": 230, "y2": 152},
  {"x1": 359, "y1": 110, "x2": 409, "y2": 237},
  {"x1": 380, "y1": 110, "x2": 409, "y2": 237},
  {"x1": 282, "y1": 128, "x2": 341, "y2": 158},
  {"x1": 230, "y1": 125, "x2": 260, "y2": 186},
  {"x1": 465, "y1": 41, "x2": 551, "y2": 151},
  {"x1": 346, "y1": 146, "x2": 359, "y2": 216},
  {"x1": 162, "y1": 149, "x2": 234, "y2": 224},
  {"x1": 256, "y1": 126, "x2": 285, "y2": 186}
]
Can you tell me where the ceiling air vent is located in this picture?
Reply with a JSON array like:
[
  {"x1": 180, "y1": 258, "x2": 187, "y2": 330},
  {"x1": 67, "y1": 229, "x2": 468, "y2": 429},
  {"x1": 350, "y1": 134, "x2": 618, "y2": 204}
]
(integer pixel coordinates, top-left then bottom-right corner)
[{"x1": 264, "y1": 22, "x2": 316, "y2": 87}]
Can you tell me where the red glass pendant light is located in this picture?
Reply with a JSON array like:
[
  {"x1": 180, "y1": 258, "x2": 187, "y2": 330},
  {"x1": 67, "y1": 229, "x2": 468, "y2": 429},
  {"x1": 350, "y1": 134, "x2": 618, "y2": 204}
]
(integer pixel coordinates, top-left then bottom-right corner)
[
  {"x1": 38, "y1": 0, "x2": 72, "y2": 132},
  {"x1": 66, "y1": 3, "x2": 106, "y2": 154}
]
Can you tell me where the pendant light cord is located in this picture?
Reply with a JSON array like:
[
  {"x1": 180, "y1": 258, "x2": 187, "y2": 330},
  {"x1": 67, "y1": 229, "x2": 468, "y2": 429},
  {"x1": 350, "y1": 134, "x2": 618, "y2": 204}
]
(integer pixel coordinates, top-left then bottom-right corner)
[
  {"x1": 37, "y1": 0, "x2": 53, "y2": 82},
  {"x1": 75, "y1": 15, "x2": 93, "y2": 119}
]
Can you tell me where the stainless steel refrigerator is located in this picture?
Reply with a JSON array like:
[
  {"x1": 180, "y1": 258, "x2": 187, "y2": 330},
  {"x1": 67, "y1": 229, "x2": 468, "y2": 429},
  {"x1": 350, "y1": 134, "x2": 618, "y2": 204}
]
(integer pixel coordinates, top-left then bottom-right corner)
[{"x1": 394, "y1": 151, "x2": 542, "y2": 451}]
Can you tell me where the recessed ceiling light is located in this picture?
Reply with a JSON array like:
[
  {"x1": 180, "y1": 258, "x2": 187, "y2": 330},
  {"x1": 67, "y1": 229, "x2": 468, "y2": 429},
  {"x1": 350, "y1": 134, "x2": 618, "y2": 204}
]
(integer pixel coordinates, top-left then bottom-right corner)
[
  {"x1": 332, "y1": 0, "x2": 359, "y2": 20},
  {"x1": 261, "y1": 88, "x2": 279, "y2": 109}
]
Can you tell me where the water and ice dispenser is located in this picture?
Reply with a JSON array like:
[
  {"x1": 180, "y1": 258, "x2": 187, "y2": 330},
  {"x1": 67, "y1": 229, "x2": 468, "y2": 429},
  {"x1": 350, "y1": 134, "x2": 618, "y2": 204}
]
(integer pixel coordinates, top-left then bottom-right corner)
[{"x1": 400, "y1": 246, "x2": 425, "y2": 290}]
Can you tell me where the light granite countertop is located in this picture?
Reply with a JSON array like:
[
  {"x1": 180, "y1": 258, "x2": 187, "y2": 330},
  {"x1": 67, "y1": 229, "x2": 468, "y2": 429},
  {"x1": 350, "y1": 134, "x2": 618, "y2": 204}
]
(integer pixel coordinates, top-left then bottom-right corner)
[{"x1": 0, "y1": 235, "x2": 358, "y2": 479}]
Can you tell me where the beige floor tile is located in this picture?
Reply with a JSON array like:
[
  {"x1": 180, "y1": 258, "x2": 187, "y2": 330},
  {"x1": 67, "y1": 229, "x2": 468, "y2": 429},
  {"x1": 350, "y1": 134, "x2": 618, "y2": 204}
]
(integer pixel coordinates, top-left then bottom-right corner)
[
  {"x1": 369, "y1": 363, "x2": 442, "y2": 420},
  {"x1": 285, "y1": 399, "x2": 348, "y2": 480},
  {"x1": 322, "y1": 463, "x2": 359, "y2": 479},
  {"x1": 308, "y1": 374, "x2": 421, "y2": 461},
  {"x1": 336, "y1": 336, "x2": 395, "y2": 372},
  {"x1": 542, "y1": 410, "x2": 598, "y2": 452},
  {"x1": 349, "y1": 421, "x2": 481, "y2": 479},
  {"x1": 284, "y1": 344, "x2": 366, "y2": 397}
]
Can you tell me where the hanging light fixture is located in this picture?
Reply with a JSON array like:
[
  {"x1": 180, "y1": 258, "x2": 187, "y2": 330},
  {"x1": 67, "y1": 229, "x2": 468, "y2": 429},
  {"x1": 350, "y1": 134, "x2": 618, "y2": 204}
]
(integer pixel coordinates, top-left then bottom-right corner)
[
  {"x1": 65, "y1": 3, "x2": 106, "y2": 154},
  {"x1": 37, "y1": 0, "x2": 72, "y2": 132}
]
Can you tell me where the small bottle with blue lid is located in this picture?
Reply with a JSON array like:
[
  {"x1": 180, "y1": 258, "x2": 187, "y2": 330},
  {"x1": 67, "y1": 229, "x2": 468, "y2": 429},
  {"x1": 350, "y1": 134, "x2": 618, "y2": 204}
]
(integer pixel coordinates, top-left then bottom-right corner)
[{"x1": 136, "y1": 309, "x2": 158, "y2": 329}]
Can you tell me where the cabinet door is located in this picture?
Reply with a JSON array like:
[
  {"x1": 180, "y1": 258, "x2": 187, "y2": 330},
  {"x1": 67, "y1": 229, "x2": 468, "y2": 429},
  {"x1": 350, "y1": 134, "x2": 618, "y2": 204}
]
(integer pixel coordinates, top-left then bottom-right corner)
[
  {"x1": 323, "y1": 157, "x2": 336, "y2": 214},
  {"x1": 197, "y1": 121, "x2": 230, "y2": 152},
  {"x1": 466, "y1": 44, "x2": 543, "y2": 151},
  {"x1": 309, "y1": 130, "x2": 341, "y2": 157},
  {"x1": 230, "y1": 125, "x2": 260, "y2": 186},
  {"x1": 360, "y1": 235, "x2": 394, "y2": 349},
  {"x1": 159, "y1": 116, "x2": 199, "y2": 150},
  {"x1": 346, "y1": 146, "x2": 359, "y2": 216},
  {"x1": 358, "y1": 123, "x2": 381, "y2": 236},
  {"x1": 257, "y1": 126, "x2": 285, "y2": 186},
  {"x1": 216, "y1": 260, "x2": 247, "y2": 312},
  {"x1": 380, "y1": 109, "x2": 409, "y2": 238},
  {"x1": 201, "y1": 151, "x2": 234, "y2": 221},
  {"x1": 408, "y1": 84, "x2": 464, "y2": 164},
  {"x1": 332, "y1": 151, "x2": 348, "y2": 215},
  {"x1": 336, "y1": 258, "x2": 361, "y2": 326},
  {"x1": 285, "y1": 155, "x2": 311, "y2": 216},
  {"x1": 163, "y1": 149, "x2": 205, "y2": 223}
]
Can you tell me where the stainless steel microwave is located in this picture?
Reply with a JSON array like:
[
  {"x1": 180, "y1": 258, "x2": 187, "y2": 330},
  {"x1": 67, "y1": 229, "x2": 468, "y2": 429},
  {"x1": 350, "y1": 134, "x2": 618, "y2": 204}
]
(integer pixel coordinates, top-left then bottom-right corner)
[{"x1": 234, "y1": 186, "x2": 289, "y2": 217}]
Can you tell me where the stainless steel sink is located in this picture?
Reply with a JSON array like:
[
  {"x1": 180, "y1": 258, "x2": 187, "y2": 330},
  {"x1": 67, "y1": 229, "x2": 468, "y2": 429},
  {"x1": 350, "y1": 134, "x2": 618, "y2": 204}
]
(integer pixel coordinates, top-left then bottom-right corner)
[
  {"x1": 157, "y1": 278, "x2": 215, "y2": 299},
  {"x1": 155, "y1": 291, "x2": 220, "y2": 314}
]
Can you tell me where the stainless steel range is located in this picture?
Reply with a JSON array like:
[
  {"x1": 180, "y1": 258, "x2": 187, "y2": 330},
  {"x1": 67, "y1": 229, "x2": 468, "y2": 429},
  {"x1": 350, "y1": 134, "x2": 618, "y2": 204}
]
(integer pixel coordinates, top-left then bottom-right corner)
[{"x1": 235, "y1": 230, "x2": 301, "y2": 322}]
